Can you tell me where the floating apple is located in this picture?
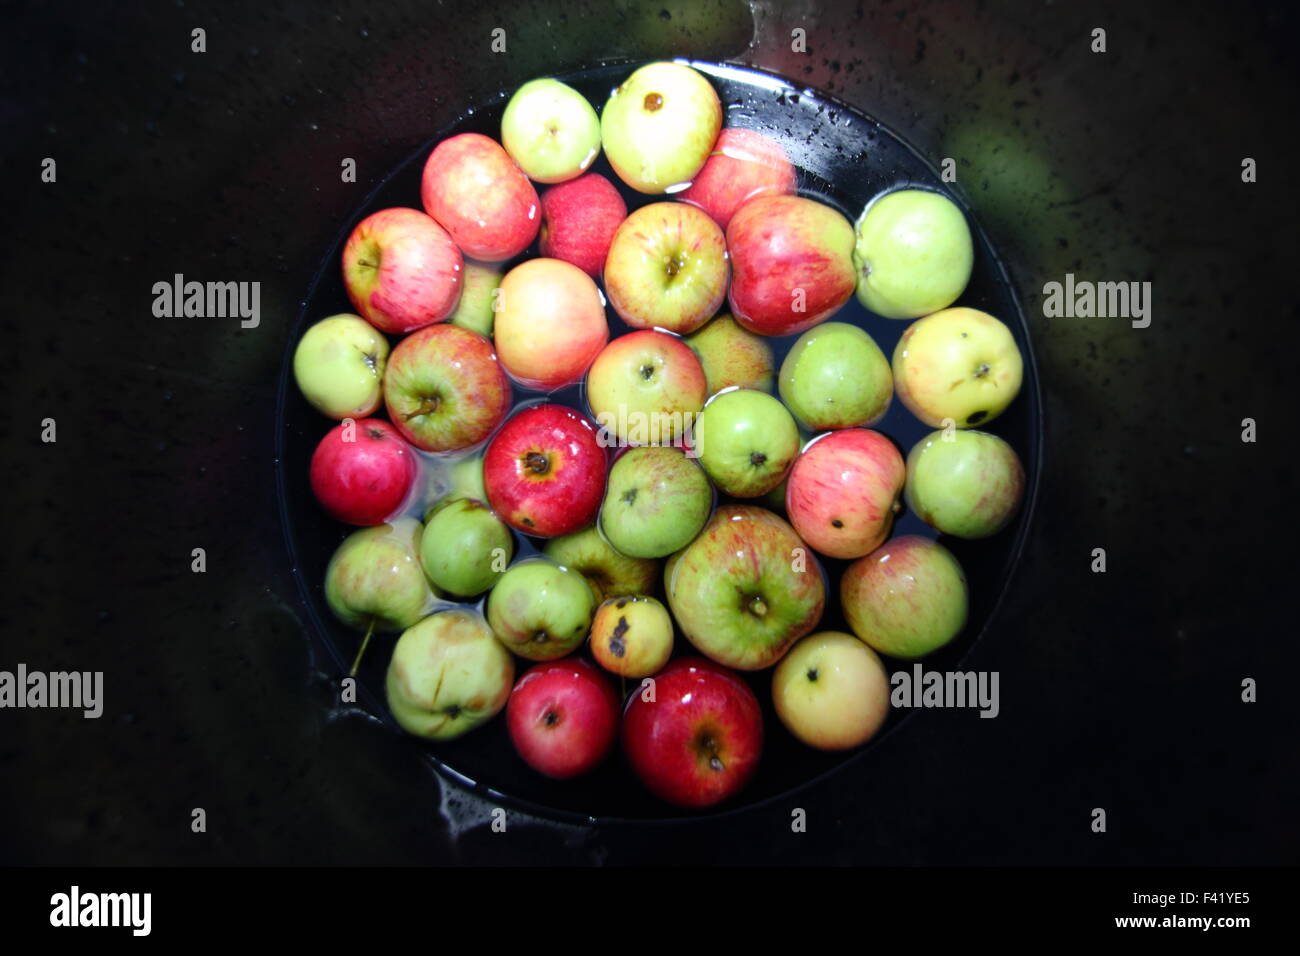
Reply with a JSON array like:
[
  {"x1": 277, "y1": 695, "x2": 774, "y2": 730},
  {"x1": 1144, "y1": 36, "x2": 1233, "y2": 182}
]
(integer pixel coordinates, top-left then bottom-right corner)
[
  {"x1": 310, "y1": 418, "x2": 418, "y2": 526},
  {"x1": 423, "y1": 453, "x2": 488, "y2": 518},
  {"x1": 586, "y1": 329, "x2": 707, "y2": 445},
  {"x1": 507, "y1": 657, "x2": 620, "y2": 778},
  {"x1": 293, "y1": 314, "x2": 389, "y2": 419},
  {"x1": 771, "y1": 631, "x2": 891, "y2": 750},
  {"x1": 853, "y1": 188, "x2": 973, "y2": 319},
  {"x1": 679, "y1": 127, "x2": 797, "y2": 229},
  {"x1": 342, "y1": 207, "x2": 463, "y2": 334},
  {"x1": 778, "y1": 322, "x2": 892, "y2": 430},
  {"x1": 683, "y1": 313, "x2": 775, "y2": 395},
  {"x1": 893, "y1": 307, "x2": 1024, "y2": 428},
  {"x1": 542, "y1": 526, "x2": 659, "y2": 603},
  {"x1": 486, "y1": 558, "x2": 595, "y2": 660},
  {"x1": 840, "y1": 535, "x2": 968, "y2": 659},
  {"x1": 905, "y1": 429, "x2": 1025, "y2": 538},
  {"x1": 420, "y1": 132, "x2": 539, "y2": 261},
  {"x1": 500, "y1": 78, "x2": 601, "y2": 184},
  {"x1": 600, "y1": 445, "x2": 712, "y2": 559},
  {"x1": 420, "y1": 498, "x2": 514, "y2": 597},
  {"x1": 665, "y1": 505, "x2": 824, "y2": 670},
  {"x1": 494, "y1": 258, "x2": 608, "y2": 391},
  {"x1": 589, "y1": 595, "x2": 674, "y2": 678},
  {"x1": 448, "y1": 260, "x2": 502, "y2": 338},
  {"x1": 325, "y1": 518, "x2": 436, "y2": 636},
  {"x1": 539, "y1": 173, "x2": 627, "y2": 277},
  {"x1": 694, "y1": 388, "x2": 800, "y2": 498}
]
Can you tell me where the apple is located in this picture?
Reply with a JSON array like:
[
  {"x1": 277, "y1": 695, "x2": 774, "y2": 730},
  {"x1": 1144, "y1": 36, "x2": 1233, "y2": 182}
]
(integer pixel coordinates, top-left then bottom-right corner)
[
  {"x1": 420, "y1": 132, "x2": 540, "y2": 261},
  {"x1": 542, "y1": 526, "x2": 659, "y2": 603},
  {"x1": 539, "y1": 173, "x2": 628, "y2": 278},
  {"x1": 420, "y1": 497, "x2": 515, "y2": 597},
  {"x1": 683, "y1": 313, "x2": 775, "y2": 395},
  {"x1": 324, "y1": 518, "x2": 436, "y2": 635},
  {"x1": 483, "y1": 404, "x2": 607, "y2": 538},
  {"x1": 905, "y1": 429, "x2": 1025, "y2": 538},
  {"x1": 772, "y1": 631, "x2": 891, "y2": 750},
  {"x1": 386, "y1": 608, "x2": 515, "y2": 740},
  {"x1": 485, "y1": 558, "x2": 595, "y2": 660},
  {"x1": 494, "y1": 258, "x2": 608, "y2": 390},
  {"x1": 726, "y1": 195, "x2": 857, "y2": 337},
  {"x1": 586, "y1": 329, "x2": 707, "y2": 445},
  {"x1": 383, "y1": 323, "x2": 511, "y2": 453},
  {"x1": 603, "y1": 202, "x2": 728, "y2": 334},
  {"x1": 293, "y1": 314, "x2": 389, "y2": 419},
  {"x1": 840, "y1": 535, "x2": 968, "y2": 659},
  {"x1": 665, "y1": 505, "x2": 824, "y2": 670},
  {"x1": 448, "y1": 260, "x2": 501, "y2": 338},
  {"x1": 693, "y1": 388, "x2": 800, "y2": 498},
  {"x1": 893, "y1": 307, "x2": 1024, "y2": 428},
  {"x1": 679, "y1": 128, "x2": 797, "y2": 229},
  {"x1": 853, "y1": 188, "x2": 973, "y2": 319},
  {"x1": 500, "y1": 78, "x2": 601, "y2": 184},
  {"x1": 600, "y1": 61, "x2": 722, "y2": 194},
  {"x1": 310, "y1": 418, "x2": 418, "y2": 526},
  {"x1": 423, "y1": 453, "x2": 488, "y2": 519},
  {"x1": 342, "y1": 207, "x2": 463, "y2": 334},
  {"x1": 506, "y1": 657, "x2": 619, "y2": 778},
  {"x1": 599, "y1": 445, "x2": 712, "y2": 559},
  {"x1": 622, "y1": 657, "x2": 763, "y2": 808},
  {"x1": 785, "y1": 429, "x2": 905, "y2": 559},
  {"x1": 778, "y1": 322, "x2": 892, "y2": 430},
  {"x1": 589, "y1": 594, "x2": 674, "y2": 678}
]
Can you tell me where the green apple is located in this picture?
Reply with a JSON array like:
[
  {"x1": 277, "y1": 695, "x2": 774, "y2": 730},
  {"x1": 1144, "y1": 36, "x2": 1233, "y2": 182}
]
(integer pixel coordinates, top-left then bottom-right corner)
[
  {"x1": 600, "y1": 446, "x2": 712, "y2": 559},
  {"x1": 423, "y1": 453, "x2": 488, "y2": 520},
  {"x1": 501, "y1": 78, "x2": 601, "y2": 184},
  {"x1": 486, "y1": 559, "x2": 595, "y2": 660},
  {"x1": 778, "y1": 321, "x2": 892, "y2": 430},
  {"x1": 293, "y1": 313, "x2": 389, "y2": 419},
  {"x1": 420, "y1": 498, "x2": 514, "y2": 597},
  {"x1": 589, "y1": 595, "x2": 674, "y2": 678},
  {"x1": 385, "y1": 608, "x2": 515, "y2": 740},
  {"x1": 694, "y1": 388, "x2": 800, "y2": 497},
  {"x1": 683, "y1": 313, "x2": 775, "y2": 395},
  {"x1": 448, "y1": 260, "x2": 502, "y2": 338},
  {"x1": 542, "y1": 526, "x2": 659, "y2": 603},
  {"x1": 601, "y1": 61, "x2": 722, "y2": 193},
  {"x1": 772, "y1": 631, "x2": 891, "y2": 750},
  {"x1": 840, "y1": 535, "x2": 967, "y2": 659},
  {"x1": 853, "y1": 189, "x2": 973, "y2": 319},
  {"x1": 893, "y1": 307, "x2": 1024, "y2": 428},
  {"x1": 324, "y1": 518, "x2": 437, "y2": 635},
  {"x1": 905, "y1": 430, "x2": 1025, "y2": 538}
]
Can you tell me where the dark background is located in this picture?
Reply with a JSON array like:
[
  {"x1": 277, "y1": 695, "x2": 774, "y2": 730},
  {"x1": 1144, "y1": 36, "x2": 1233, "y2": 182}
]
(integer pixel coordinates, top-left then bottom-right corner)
[{"x1": 1, "y1": 0, "x2": 1295, "y2": 864}]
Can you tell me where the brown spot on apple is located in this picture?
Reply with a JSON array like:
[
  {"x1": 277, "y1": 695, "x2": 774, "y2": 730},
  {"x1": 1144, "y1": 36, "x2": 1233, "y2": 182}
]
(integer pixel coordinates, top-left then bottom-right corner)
[
  {"x1": 831, "y1": 518, "x2": 844, "y2": 528},
  {"x1": 644, "y1": 92, "x2": 664, "y2": 112},
  {"x1": 609, "y1": 615, "x2": 630, "y2": 657}
]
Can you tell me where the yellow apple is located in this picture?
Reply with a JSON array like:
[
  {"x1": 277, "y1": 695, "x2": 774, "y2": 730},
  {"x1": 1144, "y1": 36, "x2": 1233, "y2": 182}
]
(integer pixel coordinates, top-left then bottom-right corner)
[{"x1": 772, "y1": 631, "x2": 891, "y2": 750}]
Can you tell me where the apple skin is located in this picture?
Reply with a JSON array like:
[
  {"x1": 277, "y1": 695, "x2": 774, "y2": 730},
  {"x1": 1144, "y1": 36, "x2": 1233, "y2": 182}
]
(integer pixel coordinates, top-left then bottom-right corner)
[
  {"x1": 539, "y1": 173, "x2": 628, "y2": 278},
  {"x1": 726, "y1": 195, "x2": 857, "y2": 337},
  {"x1": 778, "y1": 322, "x2": 892, "y2": 431},
  {"x1": 325, "y1": 518, "x2": 437, "y2": 633},
  {"x1": 665, "y1": 505, "x2": 825, "y2": 670},
  {"x1": 500, "y1": 78, "x2": 601, "y2": 184},
  {"x1": 310, "y1": 418, "x2": 418, "y2": 526},
  {"x1": 892, "y1": 307, "x2": 1024, "y2": 428},
  {"x1": 600, "y1": 62, "x2": 722, "y2": 194},
  {"x1": 905, "y1": 430, "x2": 1025, "y2": 539},
  {"x1": 589, "y1": 595, "x2": 674, "y2": 678},
  {"x1": 494, "y1": 258, "x2": 608, "y2": 390},
  {"x1": 600, "y1": 445, "x2": 712, "y2": 559},
  {"x1": 386, "y1": 608, "x2": 515, "y2": 741},
  {"x1": 785, "y1": 429, "x2": 905, "y2": 560},
  {"x1": 420, "y1": 132, "x2": 540, "y2": 261},
  {"x1": 683, "y1": 313, "x2": 775, "y2": 396},
  {"x1": 293, "y1": 314, "x2": 389, "y2": 419},
  {"x1": 506, "y1": 658, "x2": 620, "y2": 778},
  {"x1": 694, "y1": 388, "x2": 800, "y2": 498},
  {"x1": 448, "y1": 260, "x2": 502, "y2": 338},
  {"x1": 420, "y1": 497, "x2": 514, "y2": 597},
  {"x1": 542, "y1": 526, "x2": 659, "y2": 603},
  {"x1": 622, "y1": 657, "x2": 763, "y2": 808},
  {"x1": 423, "y1": 453, "x2": 487, "y2": 520},
  {"x1": 679, "y1": 128, "x2": 797, "y2": 229},
  {"x1": 772, "y1": 631, "x2": 891, "y2": 751},
  {"x1": 383, "y1": 323, "x2": 511, "y2": 453},
  {"x1": 853, "y1": 189, "x2": 973, "y2": 319},
  {"x1": 840, "y1": 535, "x2": 968, "y2": 660},
  {"x1": 342, "y1": 207, "x2": 463, "y2": 334},
  {"x1": 484, "y1": 404, "x2": 607, "y2": 538},
  {"x1": 587, "y1": 329, "x2": 707, "y2": 445},
  {"x1": 603, "y1": 202, "x2": 729, "y2": 335},
  {"x1": 486, "y1": 558, "x2": 595, "y2": 661}
]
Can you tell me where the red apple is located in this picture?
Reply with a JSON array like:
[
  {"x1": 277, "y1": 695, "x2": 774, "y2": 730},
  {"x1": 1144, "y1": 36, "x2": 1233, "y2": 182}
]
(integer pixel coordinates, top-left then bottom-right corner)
[
  {"x1": 310, "y1": 418, "x2": 418, "y2": 526},
  {"x1": 726, "y1": 195, "x2": 857, "y2": 337},
  {"x1": 622, "y1": 657, "x2": 763, "y2": 809},
  {"x1": 539, "y1": 173, "x2": 628, "y2": 278},
  {"x1": 484, "y1": 404, "x2": 607, "y2": 537},
  {"x1": 786, "y1": 429, "x2": 905, "y2": 559},
  {"x1": 494, "y1": 258, "x2": 609, "y2": 390},
  {"x1": 342, "y1": 207, "x2": 463, "y2": 334},
  {"x1": 680, "y1": 128, "x2": 797, "y2": 230},
  {"x1": 507, "y1": 658, "x2": 620, "y2": 779},
  {"x1": 421, "y1": 132, "x2": 540, "y2": 261}
]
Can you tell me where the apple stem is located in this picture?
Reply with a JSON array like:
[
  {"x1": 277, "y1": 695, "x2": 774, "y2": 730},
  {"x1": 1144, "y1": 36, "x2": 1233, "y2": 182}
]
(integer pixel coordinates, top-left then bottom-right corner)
[{"x1": 350, "y1": 619, "x2": 376, "y2": 678}]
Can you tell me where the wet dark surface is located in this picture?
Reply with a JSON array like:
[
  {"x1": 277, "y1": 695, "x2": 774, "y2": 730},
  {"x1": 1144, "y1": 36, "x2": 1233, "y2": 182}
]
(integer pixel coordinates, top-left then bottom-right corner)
[{"x1": 1, "y1": 0, "x2": 1296, "y2": 863}]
